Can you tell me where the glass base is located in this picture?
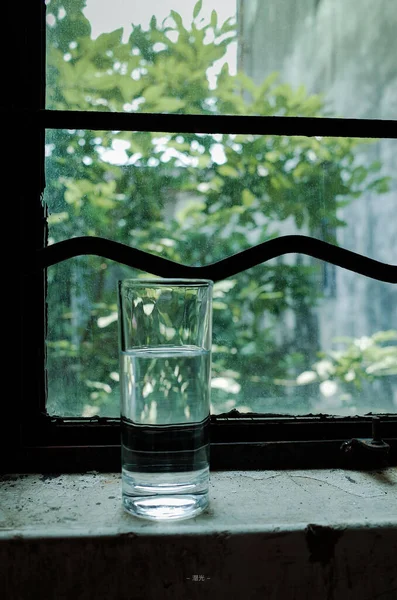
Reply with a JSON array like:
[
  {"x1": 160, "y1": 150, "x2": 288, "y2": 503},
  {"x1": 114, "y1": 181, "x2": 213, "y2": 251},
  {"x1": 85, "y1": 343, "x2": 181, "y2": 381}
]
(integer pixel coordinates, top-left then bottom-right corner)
[
  {"x1": 122, "y1": 466, "x2": 209, "y2": 521},
  {"x1": 123, "y1": 492, "x2": 209, "y2": 521}
]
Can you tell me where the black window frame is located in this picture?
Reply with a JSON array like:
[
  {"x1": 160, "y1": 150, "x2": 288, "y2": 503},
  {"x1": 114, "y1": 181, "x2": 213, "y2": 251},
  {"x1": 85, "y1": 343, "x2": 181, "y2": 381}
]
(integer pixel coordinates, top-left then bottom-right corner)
[{"x1": 5, "y1": 0, "x2": 397, "y2": 474}]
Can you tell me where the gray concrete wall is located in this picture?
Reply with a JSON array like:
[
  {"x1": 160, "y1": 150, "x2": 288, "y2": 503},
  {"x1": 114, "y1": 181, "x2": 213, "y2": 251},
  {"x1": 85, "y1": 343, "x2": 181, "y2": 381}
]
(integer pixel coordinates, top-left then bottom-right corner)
[{"x1": 237, "y1": 0, "x2": 397, "y2": 409}]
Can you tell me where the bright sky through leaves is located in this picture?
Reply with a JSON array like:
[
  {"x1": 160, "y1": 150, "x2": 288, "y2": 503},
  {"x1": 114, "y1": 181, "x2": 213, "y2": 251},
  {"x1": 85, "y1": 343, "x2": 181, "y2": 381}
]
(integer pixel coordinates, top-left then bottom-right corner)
[
  {"x1": 84, "y1": 0, "x2": 237, "y2": 79},
  {"x1": 83, "y1": 0, "x2": 237, "y2": 165},
  {"x1": 84, "y1": 0, "x2": 236, "y2": 39}
]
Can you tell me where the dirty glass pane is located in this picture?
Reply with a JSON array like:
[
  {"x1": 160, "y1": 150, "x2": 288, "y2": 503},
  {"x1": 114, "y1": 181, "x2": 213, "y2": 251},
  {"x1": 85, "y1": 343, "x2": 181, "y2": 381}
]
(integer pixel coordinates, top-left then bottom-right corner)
[
  {"x1": 45, "y1": 0, "x2": 397, "y2": 120},
  {"x1": 44, "y1": 129, "x2": 397, "y2": 417},
  {"x1": 44, "y1": 129, "x2": 397, "y2": 262},
  {"x1": 46, "y1": 257, "x2": 397, "y2": 417}
]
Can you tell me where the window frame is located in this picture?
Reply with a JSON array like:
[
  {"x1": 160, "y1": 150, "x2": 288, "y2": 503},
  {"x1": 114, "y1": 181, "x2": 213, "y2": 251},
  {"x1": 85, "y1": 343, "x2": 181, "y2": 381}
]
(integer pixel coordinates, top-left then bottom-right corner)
[{"x1": 5, "y1": 0, "x2": 396, "y2": 474}]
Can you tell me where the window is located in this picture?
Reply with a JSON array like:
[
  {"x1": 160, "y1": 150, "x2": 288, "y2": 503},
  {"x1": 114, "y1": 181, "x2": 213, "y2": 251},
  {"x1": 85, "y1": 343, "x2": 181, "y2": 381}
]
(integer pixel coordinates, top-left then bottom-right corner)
[{"x1": 6, "y1": 0, "x2": 396, "y2": 474}]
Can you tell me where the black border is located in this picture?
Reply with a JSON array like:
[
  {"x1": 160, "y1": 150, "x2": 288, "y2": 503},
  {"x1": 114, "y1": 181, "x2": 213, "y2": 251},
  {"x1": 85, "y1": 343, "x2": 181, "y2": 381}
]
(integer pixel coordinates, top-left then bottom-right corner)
[{"x1": 5, "y1": 0, "x2": 396, "y2": 475}]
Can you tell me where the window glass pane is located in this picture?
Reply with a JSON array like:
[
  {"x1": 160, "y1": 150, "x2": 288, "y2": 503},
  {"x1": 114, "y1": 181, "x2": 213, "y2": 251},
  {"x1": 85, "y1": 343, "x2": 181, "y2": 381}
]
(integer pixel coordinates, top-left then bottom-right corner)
[
  {"x1": 44, "y1": 129, "x2": 397, "y2": 417},
  {"x1": 44, "y1": 129, "x2": 396, "y2": 262},
  {"x1": 46, "y1": 258, "x2": 396, "y2": 417},
  {"x1": 45, "y1": 0, "x2": 396, "y2": 120}
]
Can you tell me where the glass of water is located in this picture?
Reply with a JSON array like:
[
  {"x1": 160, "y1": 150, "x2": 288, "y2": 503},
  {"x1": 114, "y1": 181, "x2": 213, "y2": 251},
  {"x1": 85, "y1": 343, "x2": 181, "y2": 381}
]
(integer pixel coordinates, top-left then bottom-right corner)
[{"x1": 117, "y1": 278, "x2": 213, "y2": 521}]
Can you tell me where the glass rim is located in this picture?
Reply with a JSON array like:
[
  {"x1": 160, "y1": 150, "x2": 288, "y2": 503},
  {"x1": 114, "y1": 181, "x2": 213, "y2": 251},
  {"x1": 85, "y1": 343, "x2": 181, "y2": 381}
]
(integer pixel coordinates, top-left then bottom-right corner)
[{"x1": 118, "y1": 278, "x2": 213, "y2": 288}]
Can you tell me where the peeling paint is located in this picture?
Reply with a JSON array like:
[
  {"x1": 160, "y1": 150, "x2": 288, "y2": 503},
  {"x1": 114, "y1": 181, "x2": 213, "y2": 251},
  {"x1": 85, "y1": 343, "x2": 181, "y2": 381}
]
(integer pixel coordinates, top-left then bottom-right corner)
[
  {"x1": 119, "y1": 531, "x2": 138, "y2": 540},
  {"x1": 213, "y1": 531, "x2": 232, "y2": 542},
  {"x1": 345, "y1": 476, "x2": 357, "y2": 483},
  {"x1": 40, "y1": 474, "x2": 62, "y2": 482},
  {"x1": 306, "y1": 524, "x2": 343, "y2": 566}
]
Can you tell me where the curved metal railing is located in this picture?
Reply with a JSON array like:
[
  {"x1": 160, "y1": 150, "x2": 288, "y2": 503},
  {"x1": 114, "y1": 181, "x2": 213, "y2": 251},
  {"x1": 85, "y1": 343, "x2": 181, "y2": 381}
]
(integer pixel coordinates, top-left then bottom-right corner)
[{"x1": 35, "y1": 235, "x2": 397, "y2": 283}]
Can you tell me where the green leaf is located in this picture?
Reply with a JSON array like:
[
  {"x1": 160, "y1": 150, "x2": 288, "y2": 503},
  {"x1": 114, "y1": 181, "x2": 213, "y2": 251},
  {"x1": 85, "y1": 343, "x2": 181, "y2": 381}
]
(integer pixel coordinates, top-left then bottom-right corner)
[
  {"x1": 300, "y1": 95, "x2": 323, "y2": 115},
  {"x1": 369, "y1": 176, "x2": 390, "y2": 193},
  {"x1": 213, "y1": 301, "x2": 228, "y2": 310},
  {"x1": 293, "y1": 84, "x2": 307, "y2": 104},
  {"x1": 47, "y1": 212, "x2": 69, "y2": 225},
  {"x1": 118, "y1": 76, "x2": 144, "y2": 102},
  {"x1": 170, "y1": 10, "x2": 184, "y2": 30},
  {"x1": 293, "y1": 162, "x2": 311, "y2": 179},
  {"x1": 83, "y1": 74, "x2": 116, "y2": 91},
  {"x1": 210, "y1": 10, "x2": 218, "y2": 30},
  {"x1": 258, "y1": 291, "x2": 284, "y2": 300},
  {"x1": 93, "y1": 28, "x2": 123, "y2": 53},
  {"x1": 235, "y1": 72, "x2": 258, "y2": 96},
  {"x1": 295, "y1": 212, "x2": 304, "y2": 229},
  {"x1": 219, "y1": 16, "x2": 236, "y2": 34},
  {"x1": 193, "y1": 0, "x2": 203, "y2": 20},
  {"x1": 258, "y1": 72, "x2": 279, "y2": 97},
  {"x1": 218, "y1": 164, "x2": 239, "y2": 178},
  {"x1": 89, "y1": 196, "x2": 117, "y2": 210},
  {"x1": 367, "y1": 160, "x2": 382, "y2": 172},
  {"x1": 242, "y1": 189, "x2": 256, "y2": 207},
  {"x1": 372, "y1": 330, "x2": 397, "y2": 343},
  {"x1": 63, "y1": 88, "x2": 83, "y2": 105},
  {"x1": 366, "y1": 358, "x2": 397, "y2": 375},
  {"x1": 153, "y1": 97, "x2": 186, "y2": 112},
  {"x1": 191, "y1": 154, "x2": 209, "y2": 169},
  {"x1": 266, "y1": 151, "x2": 280, "y2": 163},
  {"x1": 142, "y1": 84, "x2": 166, "y2": 103}
]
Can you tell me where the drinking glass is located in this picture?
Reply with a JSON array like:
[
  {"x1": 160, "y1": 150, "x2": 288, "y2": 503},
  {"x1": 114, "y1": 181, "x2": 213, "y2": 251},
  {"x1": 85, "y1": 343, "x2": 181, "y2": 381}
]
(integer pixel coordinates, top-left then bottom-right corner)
[{"x1": 117, "y1": 278, "x2": 213, "y2": 520}]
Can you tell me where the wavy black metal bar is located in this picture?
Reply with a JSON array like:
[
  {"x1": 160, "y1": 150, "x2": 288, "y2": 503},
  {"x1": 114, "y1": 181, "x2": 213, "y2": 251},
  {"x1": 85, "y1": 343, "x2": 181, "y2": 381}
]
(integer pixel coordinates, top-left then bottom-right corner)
[{"x1": 35, "y1": 235, "x2": 397, "y2": 284}]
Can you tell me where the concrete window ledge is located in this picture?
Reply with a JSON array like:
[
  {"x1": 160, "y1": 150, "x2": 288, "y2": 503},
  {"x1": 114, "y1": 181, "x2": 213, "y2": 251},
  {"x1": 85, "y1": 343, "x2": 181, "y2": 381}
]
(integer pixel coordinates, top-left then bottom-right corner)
[{"x1": 0, "y1": 469, "x2": 396, "y2": 600}]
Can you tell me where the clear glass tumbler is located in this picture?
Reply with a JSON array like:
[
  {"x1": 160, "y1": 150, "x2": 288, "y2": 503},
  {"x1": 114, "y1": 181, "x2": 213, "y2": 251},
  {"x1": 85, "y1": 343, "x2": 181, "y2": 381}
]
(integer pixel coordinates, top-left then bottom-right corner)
[{"x1": 117, "y1": 278, "x2": 213, "y2": 521}]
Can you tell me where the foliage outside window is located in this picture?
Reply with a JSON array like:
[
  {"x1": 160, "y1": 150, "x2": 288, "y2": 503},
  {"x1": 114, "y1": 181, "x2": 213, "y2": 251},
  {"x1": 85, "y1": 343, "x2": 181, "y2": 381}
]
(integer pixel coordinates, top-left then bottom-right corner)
[{"x1": 44, "y1": 0, "x2": 397, "y2": 419}]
